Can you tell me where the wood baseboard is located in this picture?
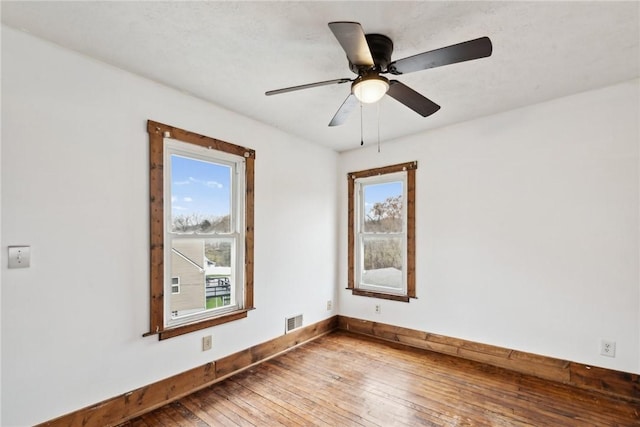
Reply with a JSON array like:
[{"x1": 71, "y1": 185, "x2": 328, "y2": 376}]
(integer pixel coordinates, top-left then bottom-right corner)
[
  {"x1": 38, "y1": 314, "x2": 638, "y2": 426},
  {"x1": 337, "y1": 316, "x2": 640, "y2": 403},
  {"x1": 37, "y1": 316, "x2": 338, "y2": 427}
]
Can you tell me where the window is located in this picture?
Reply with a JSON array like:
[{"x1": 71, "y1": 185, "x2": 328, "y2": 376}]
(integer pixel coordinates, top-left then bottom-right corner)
[
  {"x1": 347, "y1": 162, "x2": 416, "y2": 302},
  {"x1": 147, "y1": 120, "x2": 255, "y2": 340},
  {"x1": 171, "y1": 277, "x2": 180, "y2": 294}
]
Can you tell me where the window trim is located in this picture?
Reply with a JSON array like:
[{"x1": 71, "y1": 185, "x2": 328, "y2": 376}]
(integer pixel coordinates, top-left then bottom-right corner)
[
  {"x1": 146, "y1": 120, "x2": 255, "y2": 340},
  {"x1": 347, "y1": 161, "x2": 417, "y2": 302}
]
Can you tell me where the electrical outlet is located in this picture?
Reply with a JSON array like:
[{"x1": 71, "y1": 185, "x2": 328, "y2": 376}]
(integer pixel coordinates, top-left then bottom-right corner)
[
  {"x1": 326, "y1": 300, "x2": 332, "y2": 311},
  {"x1": 600, "y1": 340, "x2": 616, "y2": 357},
  {"x1": 375, "y1": 304, "x2": 381, "y2": 314},
  {"x1": 202, "y1": 335, "x2": 212, "y2": 351}
]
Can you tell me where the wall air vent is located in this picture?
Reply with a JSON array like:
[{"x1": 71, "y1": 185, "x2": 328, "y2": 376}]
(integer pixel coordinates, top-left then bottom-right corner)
[{"x1": 285, "y1": 314, "x2": 303, "y2": 333}]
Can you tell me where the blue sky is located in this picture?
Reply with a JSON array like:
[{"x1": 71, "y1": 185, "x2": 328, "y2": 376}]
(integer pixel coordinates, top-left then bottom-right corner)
[
  {"x1": 171, "y1": 155, "x2": 231, "y2": 219},
  {"x1": 364, "y1": 181, "x2": 402, "y2": 213}
]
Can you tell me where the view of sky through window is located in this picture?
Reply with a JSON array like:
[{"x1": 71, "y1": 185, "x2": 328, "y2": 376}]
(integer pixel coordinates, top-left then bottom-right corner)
[
  {"x1": 171, "y1": 155, "x2": 231, "y2": 220},
  {"x1": 364, "y1": 181, "x2": 402, "y2": 214}
]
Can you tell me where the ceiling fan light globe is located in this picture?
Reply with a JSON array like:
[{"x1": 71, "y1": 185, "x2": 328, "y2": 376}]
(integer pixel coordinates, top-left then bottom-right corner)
[{"x1": 353, "y1": 77, "x2": 389, "y2": 104}]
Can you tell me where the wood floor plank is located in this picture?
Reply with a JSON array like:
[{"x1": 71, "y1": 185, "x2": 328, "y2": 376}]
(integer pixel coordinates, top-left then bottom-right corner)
[
  {"x1": 236, "y1": 366, "x2": 369, "y2": 426},
  {"x1": 229, "y1": 371, "x2": 336, "y2": 426},
  {"x1": 128, "y1": 331, "x2": 640, "y2": 426},
  {"x1": 288, "y1": 340, "x2": 532, "y2": 426},
  {"x1": 212, "y1": 380, "x2": 294, "y2": 426},
  {"x1": 291, "y1": 338, "x2": 532, "y2": 424},
  {"x1": 275, "y1": 345, "x2": 461, "y2": 426},
  {"x1": 260, "y1": 361, "x2": 380, "y2": 426},
  {"x1": 163, "y1": 402, "x2": 208, "y2": 427},
  {"x1": 185, "y1": 387, "x2": 255, "y2": 427},
  {"x1": 181, "y1": 394, "x2": 238, "y2": 427}
]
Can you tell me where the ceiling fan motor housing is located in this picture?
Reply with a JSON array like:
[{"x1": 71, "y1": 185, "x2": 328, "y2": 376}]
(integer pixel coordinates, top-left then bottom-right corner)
[{"x1": 349, "y1": 33, "x2": 394, "y2": 74}]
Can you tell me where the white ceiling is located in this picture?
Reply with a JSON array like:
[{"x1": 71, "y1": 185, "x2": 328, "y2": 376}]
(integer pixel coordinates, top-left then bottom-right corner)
[{"x1": 2, "y1": 1, "x2": 639, "y2": 152}]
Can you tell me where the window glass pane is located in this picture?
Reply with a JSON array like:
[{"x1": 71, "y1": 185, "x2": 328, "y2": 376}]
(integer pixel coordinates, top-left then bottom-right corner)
[
  {"x1": 204, "y1": 240, "x2": 233, "y2": 309},
  {"x1": 361, "y1": 236, "x2": 403, "y2": 289},
  {"x1": 170, "y1": 238, "x2": 233, "y2": 320},
  {"x1": 363, "y1": 181, "x2": 403, "y2": 233},
  {"x1": 170, "y1": 155, "x2": 231, "y2": 233}
]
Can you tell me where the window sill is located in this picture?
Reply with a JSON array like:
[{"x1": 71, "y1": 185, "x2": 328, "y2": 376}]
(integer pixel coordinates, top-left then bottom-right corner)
[
  {"x1": 348, "y1": 288, "x2": 413, "y2": 302},
  {"x1": 146, "y1": 309, "x2": 250, "y2": 340}
]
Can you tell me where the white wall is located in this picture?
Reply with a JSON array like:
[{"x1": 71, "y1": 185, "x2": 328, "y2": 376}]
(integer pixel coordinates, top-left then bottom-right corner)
[
  {"x1": 1, "y1": 26, "x2": 338, "y2": 426},
  {"x1": 339, "y1": 79, "x2": 640, "y2": 374}
]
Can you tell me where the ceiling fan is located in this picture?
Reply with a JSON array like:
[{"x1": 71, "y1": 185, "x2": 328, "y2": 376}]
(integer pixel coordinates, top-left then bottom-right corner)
[{"x1": 265, "y1": 21, "x2": 492, "y2": 126}]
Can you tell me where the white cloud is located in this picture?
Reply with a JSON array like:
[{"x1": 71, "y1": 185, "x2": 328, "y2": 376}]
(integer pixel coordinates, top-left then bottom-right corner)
[
  {"x1": 181, "y1": 176, "x2": 224, "y2": 189},
  {"x1": 183, "y1": 197, "x2": 193, "y2": 202}
]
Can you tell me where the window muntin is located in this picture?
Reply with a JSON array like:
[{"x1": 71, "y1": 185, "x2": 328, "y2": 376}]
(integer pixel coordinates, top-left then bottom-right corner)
[
  {"x1": 348, "y1": 162, "x2": 416, "y2": 302},
  {"x1": 147, "y1": 120, "x2": 255, "y2": 340}
]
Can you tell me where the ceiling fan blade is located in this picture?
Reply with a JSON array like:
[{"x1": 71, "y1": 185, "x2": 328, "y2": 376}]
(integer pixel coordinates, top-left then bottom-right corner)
[
  {"x1": 329, "y1": 94, "x2": 359, "y2": 127},
  {"x1": 266, "y1": 78, "x2": 351, "y2": 96},
  {"x1": 387, "y1": 80, "x2": 440, "y2": 117},
  {"x1": 328, "y1": 22, "x2": 375, "y2": 67},
  {"x1": 387, "y1": 37, "x2": 492, "y2": 75}
]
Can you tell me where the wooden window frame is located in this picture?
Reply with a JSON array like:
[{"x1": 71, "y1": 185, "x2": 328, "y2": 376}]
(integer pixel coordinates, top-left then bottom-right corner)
[
  {"x1": 146, "y1": 120, "x2": 255, "y2": 340},
  {"x1": 347, "y1": 161, "x2": 417, "y2": 302}
]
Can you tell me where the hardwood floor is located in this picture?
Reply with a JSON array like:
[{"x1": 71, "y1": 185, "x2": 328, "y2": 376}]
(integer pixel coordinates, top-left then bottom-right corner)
[{"x1": 121, "y1": 331, "x2": 639, "y2": 426}]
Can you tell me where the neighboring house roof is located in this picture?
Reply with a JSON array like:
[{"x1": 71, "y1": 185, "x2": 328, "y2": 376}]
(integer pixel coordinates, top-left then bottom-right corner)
[
  {"x1": 171, "y1": 248, "x2": 205, "y2": 273},
  {"x1": 362, "y1": 267, "x2": 401, "y2": 287},
  {"x1": 206, "y1": 265, "x2": 232, "y2": 277}
]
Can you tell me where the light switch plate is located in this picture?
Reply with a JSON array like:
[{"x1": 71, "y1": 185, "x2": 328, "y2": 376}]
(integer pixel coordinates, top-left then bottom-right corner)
[{"x1": 8, "y1": 246, "x2": 30, "y2": 268}]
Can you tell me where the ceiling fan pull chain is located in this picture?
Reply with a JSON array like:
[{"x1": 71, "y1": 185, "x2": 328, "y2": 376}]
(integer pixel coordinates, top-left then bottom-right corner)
[
  {"x1": 360, "y1": 102, "x2": 364, "y2": 146},
  {"x1": 377, "y1": 102, "x2": 381, "y2": 153}
]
